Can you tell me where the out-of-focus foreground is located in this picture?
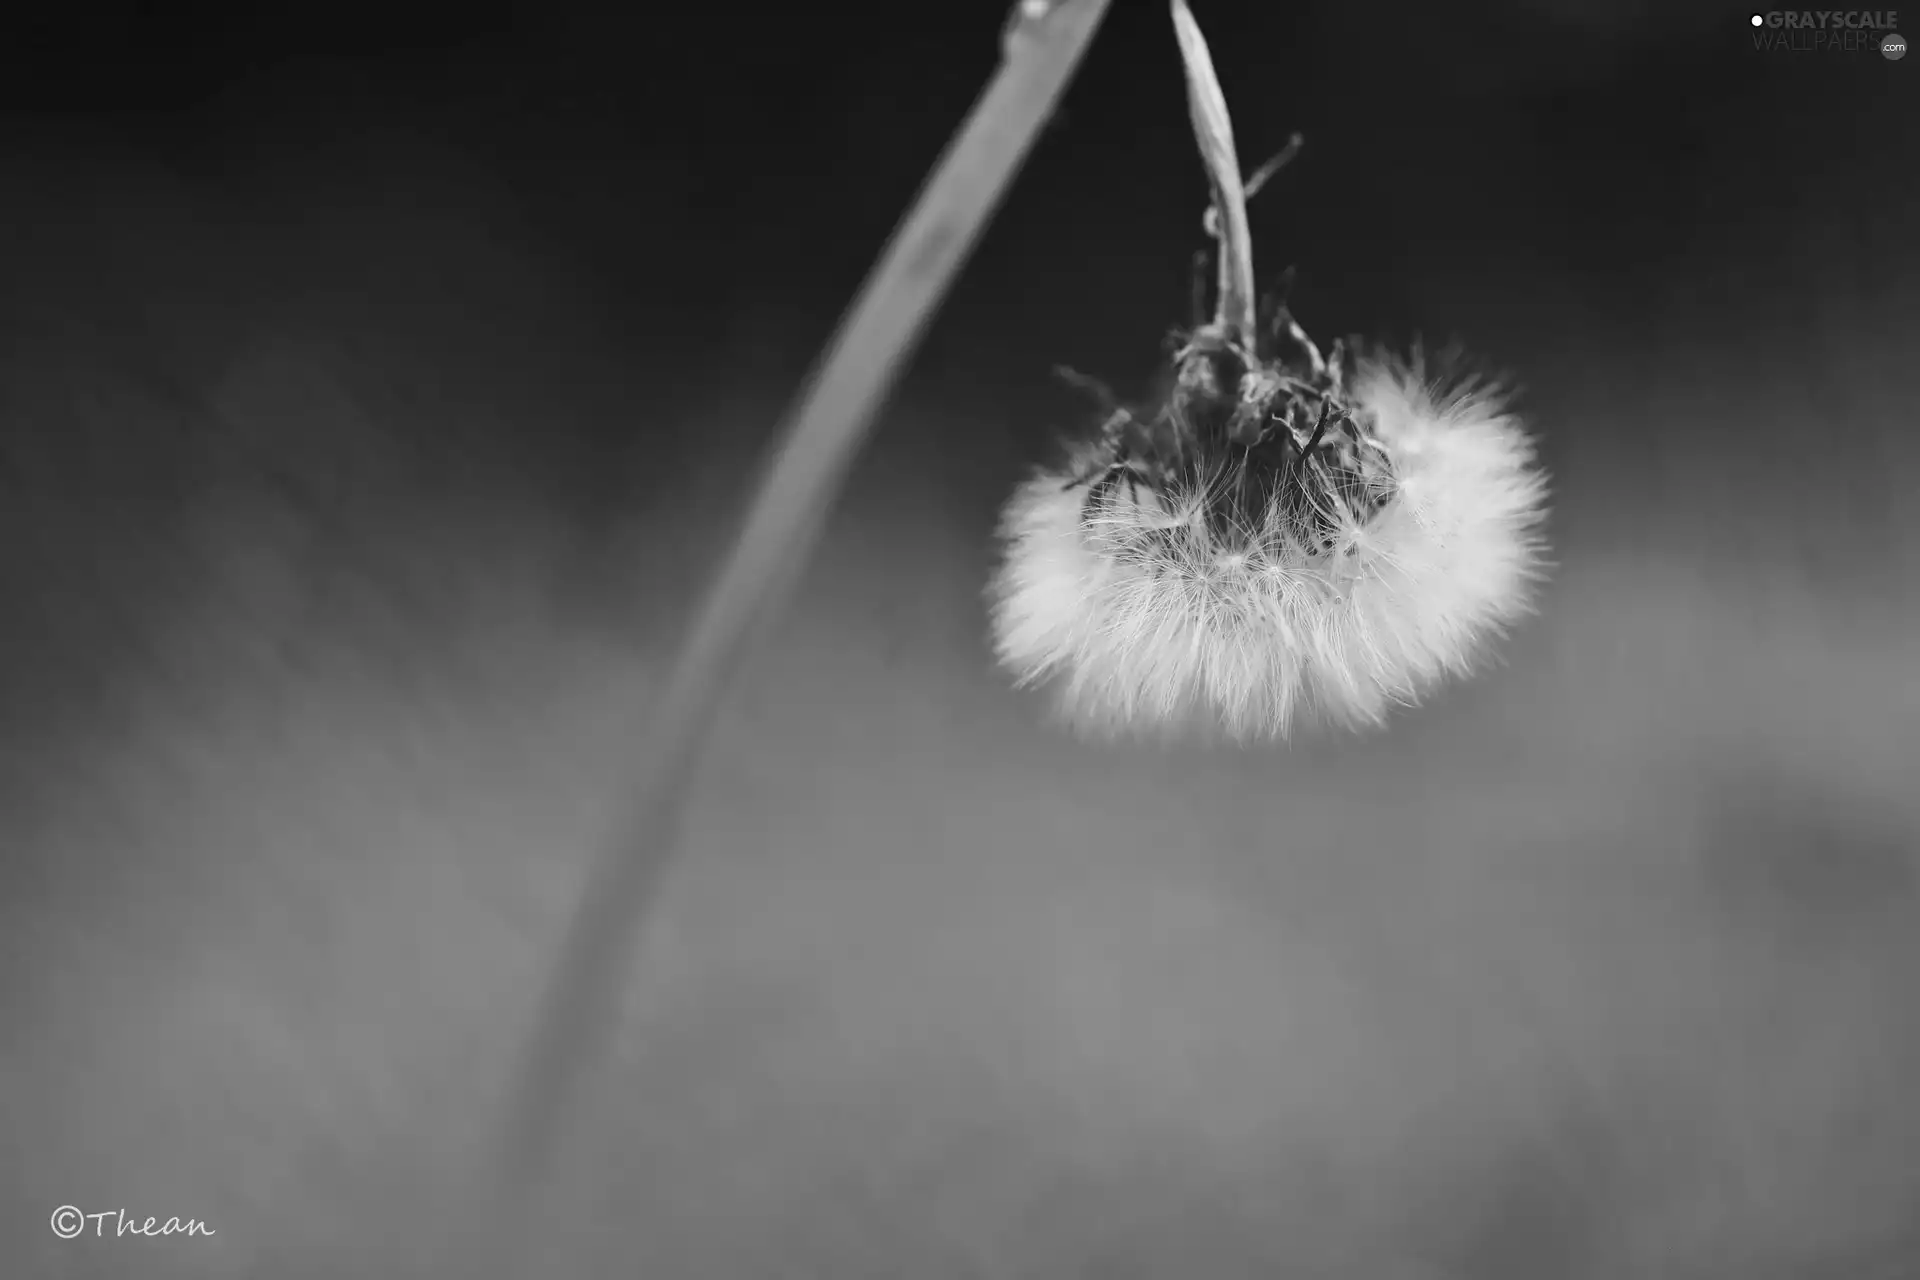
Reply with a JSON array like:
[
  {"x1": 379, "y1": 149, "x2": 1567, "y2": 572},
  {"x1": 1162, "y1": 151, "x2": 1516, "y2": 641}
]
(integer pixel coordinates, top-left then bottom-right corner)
[{"x1": 4, "y1": 6, "x2": 1917, "y2": 1278}]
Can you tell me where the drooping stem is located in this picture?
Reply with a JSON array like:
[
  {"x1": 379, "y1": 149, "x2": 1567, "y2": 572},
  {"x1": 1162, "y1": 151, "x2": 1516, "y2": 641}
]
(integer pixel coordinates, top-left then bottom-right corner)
[{"x1": 1170, "y1": 0, "x2": 1257, "y2": 351}]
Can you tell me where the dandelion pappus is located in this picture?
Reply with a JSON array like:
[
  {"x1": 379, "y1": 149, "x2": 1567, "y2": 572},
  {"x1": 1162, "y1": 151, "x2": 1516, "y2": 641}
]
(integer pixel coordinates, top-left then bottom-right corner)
[{"x1": 984, "y1": 0, "x2": 1550, "y2": 743}]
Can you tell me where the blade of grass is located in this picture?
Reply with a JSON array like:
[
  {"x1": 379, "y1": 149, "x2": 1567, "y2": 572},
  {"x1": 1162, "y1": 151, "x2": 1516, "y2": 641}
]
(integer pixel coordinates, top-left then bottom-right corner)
[{"x1": 464, "y1": 2, "x2": 1113, "y2": 1272}]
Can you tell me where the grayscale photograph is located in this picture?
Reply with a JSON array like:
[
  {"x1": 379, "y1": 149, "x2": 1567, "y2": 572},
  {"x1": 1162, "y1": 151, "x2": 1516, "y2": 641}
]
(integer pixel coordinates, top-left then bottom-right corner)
[{"x1": 3, "y1": 1, "x2": 1915, "y2": 1276}]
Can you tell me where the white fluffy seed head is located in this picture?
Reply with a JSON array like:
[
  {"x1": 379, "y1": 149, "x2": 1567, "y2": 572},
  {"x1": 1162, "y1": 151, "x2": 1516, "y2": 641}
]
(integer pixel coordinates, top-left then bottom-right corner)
[{"x1": 987, "y1": 347, "x2": 1551, "y2": 743}]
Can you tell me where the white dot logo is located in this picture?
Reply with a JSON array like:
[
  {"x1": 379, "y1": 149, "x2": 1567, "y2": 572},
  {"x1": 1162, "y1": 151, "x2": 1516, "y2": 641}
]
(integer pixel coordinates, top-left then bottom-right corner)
[{"x1": 1750, "y1": 12, "x2": 1764, "y2": 26}]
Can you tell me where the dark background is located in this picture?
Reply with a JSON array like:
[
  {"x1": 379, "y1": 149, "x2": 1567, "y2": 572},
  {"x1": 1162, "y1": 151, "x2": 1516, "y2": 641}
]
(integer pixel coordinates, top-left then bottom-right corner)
[
  {"x1": 4, "y1": 4, "x2": 1917, "y2": 1278},
  {"x1": 6, "y1": 0, "x2": 1911, "y2": 565}
]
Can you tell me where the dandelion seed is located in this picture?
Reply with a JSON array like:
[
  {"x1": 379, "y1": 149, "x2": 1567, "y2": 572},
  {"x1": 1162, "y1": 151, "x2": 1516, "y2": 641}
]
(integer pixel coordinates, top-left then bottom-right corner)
[{"x1": 986, "y1": 0, "x2": 1551, "y2": 743}]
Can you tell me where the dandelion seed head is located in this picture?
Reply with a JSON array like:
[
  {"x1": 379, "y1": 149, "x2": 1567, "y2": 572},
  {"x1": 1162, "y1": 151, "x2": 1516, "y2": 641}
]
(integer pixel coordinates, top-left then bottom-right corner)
[
  {"x1": 987, "y1": 341, "x2": 1551, "y2": 744},
  {"x1": 988, "y1": 1, "x2": 1549, "y2": 743}
]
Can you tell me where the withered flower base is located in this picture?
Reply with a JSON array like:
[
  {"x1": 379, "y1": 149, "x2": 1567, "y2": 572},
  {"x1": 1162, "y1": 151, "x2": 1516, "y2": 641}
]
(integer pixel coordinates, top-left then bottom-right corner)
[{"x1": 987, "y1": 0, "x2": 1550, "y2": 743}]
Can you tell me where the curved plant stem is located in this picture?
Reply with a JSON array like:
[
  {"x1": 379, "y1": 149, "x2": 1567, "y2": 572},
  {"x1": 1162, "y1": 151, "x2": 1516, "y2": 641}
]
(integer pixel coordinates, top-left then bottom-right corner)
[{"x1": 457, "y1": 2, "x2": 1114, "y2": 1275}]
